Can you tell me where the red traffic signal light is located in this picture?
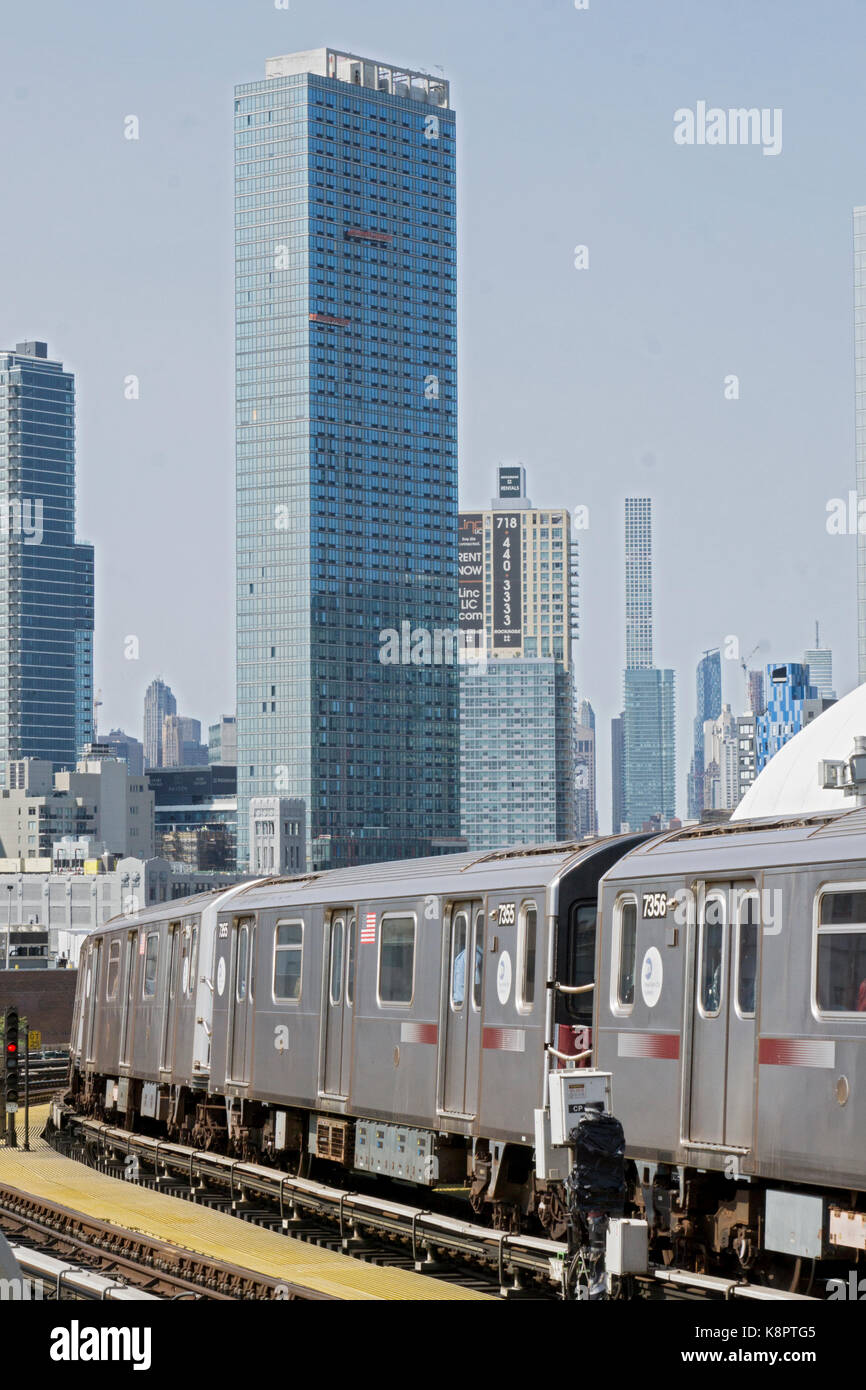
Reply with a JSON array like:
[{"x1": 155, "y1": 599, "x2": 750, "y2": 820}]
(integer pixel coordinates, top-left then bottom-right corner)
[{"x1": 6, "y1": 1041, "x2": 16, "y2": 1054}]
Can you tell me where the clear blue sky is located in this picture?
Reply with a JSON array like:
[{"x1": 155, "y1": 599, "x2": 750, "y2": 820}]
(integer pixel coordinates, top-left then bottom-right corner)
[{"x1": 1, "y1": 0, "x2": 862, "y2": 826}]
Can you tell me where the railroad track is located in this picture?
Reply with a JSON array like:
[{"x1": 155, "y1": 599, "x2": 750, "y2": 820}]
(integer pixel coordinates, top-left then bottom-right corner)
[
  {"x1": 51, "y1": 1109, "x2": 820, "y2": 1302},
  {"x1": 0, "y1": 1179, "x2": 333, "y2": 1300},
  {"x1": 55, "y1": 1110, "x2": 555, "y2": 1298}
]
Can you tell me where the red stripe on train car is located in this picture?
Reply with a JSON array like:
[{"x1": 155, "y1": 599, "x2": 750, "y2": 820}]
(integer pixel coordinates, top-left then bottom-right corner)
[
  {"x1": 616, "y1": 1031, "x2": 680, "y2": 1060},
  {"x1": 758, "y1": 1037, "x2": 835, "y2": 1068},
  {"x1": 399, "y1": 1021, "x2": 438, "y2": 1045},
  {"x1": 482, "y1": 1027, "x2": 526, "y2": 1052}
]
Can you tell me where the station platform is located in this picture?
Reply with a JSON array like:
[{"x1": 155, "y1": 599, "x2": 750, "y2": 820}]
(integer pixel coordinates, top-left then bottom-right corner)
[{"x1": 0, "y1": 1109, "x2": 490, "y2": 1301}]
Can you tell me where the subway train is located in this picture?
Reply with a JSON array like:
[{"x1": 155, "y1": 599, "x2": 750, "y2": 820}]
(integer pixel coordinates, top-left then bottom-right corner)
[{"x1": 68, "y1": 810, "x2": 866, "y2": 1289}]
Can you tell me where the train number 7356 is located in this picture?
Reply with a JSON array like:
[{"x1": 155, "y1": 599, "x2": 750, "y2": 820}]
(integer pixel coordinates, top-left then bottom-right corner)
[{"x1": 641, "y1": 892, "x2": 668, "y2": 919}]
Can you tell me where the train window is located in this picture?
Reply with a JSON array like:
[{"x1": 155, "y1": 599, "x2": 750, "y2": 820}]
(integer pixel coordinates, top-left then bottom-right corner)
[
  {"x1": 189, "y1": 924, "x2": 198, "y2": 996},
  {"x1": 143, "y1": 933, "x2": 159, "y2": 999},
  {"x1": 105, "y1": 941, "x2": 121, "y2": 1000},
  {"x1": 236, "y1": 924, "x2": 249, "y2": 1002},
  {"x1": 564, "y1": 902, "x2": 597, "y2": 1024},
  {"x1": 274, "y1": 921, "x2": 303, "y2": 1001},
  {"x1": 450, "y1": 910, "x2": 469, "y2": 1010},
  {"x1": 736, "y1": 895, "x2": 758, "y2": 1018},
  {"x1": 816, "y1": 891, "x2": 866, "y2": 1015},
  {"x1": 614, "y1": 899, "x2": 637, "y2": 1011},
  {"x1": 347, "y1": 915, "x2": 356, "y2": 1005},
  {"x1": 699, "y1": 895, "x2": 725, "y2": 1018},
  {"x1": 472, "y1": 908, "x2": 484, "y2": 1011},
  {"x1": 330, "y1": 917, "x2": 345, "y2": 1005},
  {"x1": 517, "y1": 903, "x2": 538, "y2": 1012},
  {"x1": 378, "y1": 915, "x2": 415, "y2": 1005}
]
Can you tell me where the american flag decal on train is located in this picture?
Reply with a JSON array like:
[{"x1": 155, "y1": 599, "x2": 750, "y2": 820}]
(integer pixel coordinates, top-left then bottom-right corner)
[{"x1": 360, "y1": 912, "x2": 376, "y2": 944}]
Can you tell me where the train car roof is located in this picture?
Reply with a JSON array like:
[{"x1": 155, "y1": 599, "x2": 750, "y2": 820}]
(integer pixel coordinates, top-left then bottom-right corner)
[
  {"x1": 92, "y1": 834, "x2": 645, "y2": 935},
  {"x1": 602, "y1": 807, "x2": 866, "y2": 882}
]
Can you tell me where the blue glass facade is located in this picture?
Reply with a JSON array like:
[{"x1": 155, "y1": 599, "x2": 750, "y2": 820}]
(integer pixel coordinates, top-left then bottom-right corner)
[
  {"x1": 687, "y1": 647, "x2": 722, "y2": 818},
  {"x1": 622, "y1": 667, "x2": 677, "y2": 829},
  {"x1": 0, "y1": 342, "x2": 94, "y2": 782},
  {"x1": 235, "y1": 51, "x2": 459, "y2": 870},
  {"x1": 755, "y1": 662, "x2": 818, "y2": 772}
]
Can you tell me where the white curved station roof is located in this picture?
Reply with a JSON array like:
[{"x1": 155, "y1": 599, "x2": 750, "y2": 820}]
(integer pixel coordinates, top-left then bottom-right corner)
[{"x1": 733, "y1": 683, "x2": 866, "y2": 820}]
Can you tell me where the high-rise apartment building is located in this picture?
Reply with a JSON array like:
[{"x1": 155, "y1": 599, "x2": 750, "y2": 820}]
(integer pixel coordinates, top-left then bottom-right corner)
[
  {"x1": 702, "y1": 703, "x2": 739, "y2": 811},
  {"x1": 575, "y1": 698, "x2": 598, "y2": 837},
  {"x1": 458, "y1": 468, "x2": 577, "y2": 849},
  {"x1": 162, "y1": 714, "x2": 207, "y2": 768},
  {"x1": 143, "y1": 678, "x2": 176, "y2": 769},
  {"x1": 687, "y1": 648, "x2": 722, "y2": 818},
  {"x1": 802, "y1": 624, "x2": 835, "y2": 699},
  {"x1": 611, "y1": 712, "x2": 625, "y2": 834},
  {"x1": 621, "y1": 499, "x2": 676, "y2": 829},
  {"x1": 208, "y1": 715, "x2": 237, "y2": 765},
  {"x1": 747, "y1": 668, "x2": 766, "y2": 716},
  {"x1": 235, "y1": 48, "x2": 459, "y2": 870},
  {"x1": 103, "y1": 728, "x2": 145, "y2": 777},
  {"x1": 0, "y1": 341, "x2": 94, "y2": 784},
  {"x1": 856, "y1": 207, "x2": 866, "y2": 683},
  {"x1": 755, "y1": 663, "x2": 819, "y2": 773}
]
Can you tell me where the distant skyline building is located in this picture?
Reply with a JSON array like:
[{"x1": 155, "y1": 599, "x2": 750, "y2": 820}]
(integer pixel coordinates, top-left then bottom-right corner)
[
  {"x1": 855, "y1": 206, "x2": 866, "y2": 684},
  {"x1": 747, "y1": 668, "x2": 766, "y2": 716},
  {"x1": 235, "y1": 48, "x2": 459, "y2": 871},
  {"x1": 802, "y1": 624, "x2": 835, "y2": 699},
  {"x1": 575, "y1": 698, "x2": 598, "y2": 837},
  {"x1": 755, "y1": 662, "x2": 820, "y2": 773},
  {"x1": 621, "y1": 499, "x2": 676, "y2": 830},
  {"x1": 0, "y1": 341, "x2": 94, "y2": 784},
  {"x1": 687, "y1": 648, "x2": 722, "y2": 819},
  {"x1": 103, "y1": 728, "x2": 145, "y2": 777},
  {"x1": 611, "y1": 712, "x2": 625, "y2": 833},
  {"x1": 208, "y1": 715, "x2": 237, "y2": 766},
  {"x1": 459, "y1": 467, "x2": 576, "y2": 849},
  {"x1": 162, "y1": 714, "x2": 207, "y2": 768},
  {"x1": 143, "y1": 678, "x2": 176, "y2": 769},
  {"x1": 702, "y1": 703, "x2": 739, "y2": 812}
]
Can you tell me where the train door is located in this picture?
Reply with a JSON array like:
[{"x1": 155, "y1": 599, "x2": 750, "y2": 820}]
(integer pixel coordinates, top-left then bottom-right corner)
[
  {"x1": 159, "y1": 923, "x2": 181, "y2": 1072},
  {"x1": 320, "y1": 909, "x2": 355, "y2": 1099},
  {"x1": 119, "y1": 930, "x2": 138, "y2": 1066},
  {"x1": 85, "y1": 939, "x2": 102, "y2": 1063},
  {"x1": 440, "y1": 900, "x2": 484, "y2": 1117},
  {"x1": 228, "y1": 916, "x2": 255, "y2": 1084},
  {"x1": 688, "y1": 883, "x2": 758, "y2": 1149}
]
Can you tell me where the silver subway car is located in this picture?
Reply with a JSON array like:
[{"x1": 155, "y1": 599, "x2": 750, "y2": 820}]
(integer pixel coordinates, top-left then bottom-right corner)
[
  {"x1": 69, "y1": 836, "x2": 641, "y2": 1232},
  {"x1": 596, "y1": 809, "x2": 866, "y2": 1288}
]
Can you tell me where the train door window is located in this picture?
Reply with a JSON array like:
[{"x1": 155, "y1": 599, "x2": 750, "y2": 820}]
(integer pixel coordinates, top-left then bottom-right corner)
[
  {"x1": 564, "y1": 902, "x2": 597, "y2": 1024},
  {"x1": 274, "y1": 921, "x2": 303, "y2": 1001},
  {"x1": 815, "y1": 889, "x2": 866, "y2": 1015},
  {"x1": 188, "y1": 924, "x2": 198, "y2": 996},
  {"x1": 735, "y1": 894, "x2": 759, "y2": 1018},
  {"x1": 613, "y1": 898, "x2": 637, "y2": 1013},
  {"x1": 236, "y1": 924, "x2": 249, "y2": 1002},
  {"x1": 143, "y1": 932, "x2": 159, "y2": 999},
  {"x1": 105, "y1": 940, "x2": 121, "y2": 1000},
  {"x1": 698, "y1": 894, "x2": 726, "y2": 1018},
  {"x1": 517, "y1": 903, "x2": 538, "y2": 1012},
  {"x1": 347, "y1": 915, "x2": 356, "y2": 1004},
  {"x1": 471, "y1": 907, "x2": 484, "y2": 1011},
  {"x1": 450, "y1": 909, "x2": 469, "y2": 1009},
  {"x1": 378, "y1": 915, "x2": 415, "y2": 1005},
  {"x1": 330, "y1": 917, "x2": 345, "y2": 1005},
  {"x1": 120, "y1": 932, "x2": 137, "y2": 1064}
]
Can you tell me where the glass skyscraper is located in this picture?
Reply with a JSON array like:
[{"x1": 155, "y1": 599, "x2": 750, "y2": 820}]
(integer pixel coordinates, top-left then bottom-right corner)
[
  {"x1": 687, "y1": 647, "x2": 722, "y2": 819},
  {"x1": 0, "y1": 341, "x2": 94, "y2": 784},
  {"x1": 234, "y1": 49, "x2": 459, "y2": 870},
  {"x1": 621, "y1": 498, "x2": 676, "y2": 829}
]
